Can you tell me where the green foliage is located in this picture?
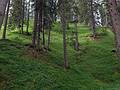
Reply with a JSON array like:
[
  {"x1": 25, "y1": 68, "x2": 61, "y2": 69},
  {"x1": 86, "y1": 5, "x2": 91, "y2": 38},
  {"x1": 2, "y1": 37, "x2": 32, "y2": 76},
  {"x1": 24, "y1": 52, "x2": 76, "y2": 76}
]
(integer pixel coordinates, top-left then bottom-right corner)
[{"x1": 52, "y1": 22, "x2": 62, "y2": 33}]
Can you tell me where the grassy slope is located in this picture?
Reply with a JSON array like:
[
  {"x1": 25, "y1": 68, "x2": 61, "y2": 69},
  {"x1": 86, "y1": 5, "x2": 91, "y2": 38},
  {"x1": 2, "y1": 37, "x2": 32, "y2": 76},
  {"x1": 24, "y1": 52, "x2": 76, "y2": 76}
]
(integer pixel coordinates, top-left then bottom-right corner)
[{"x1": 0, "y1": 24, "x2": 120, "y2": 90}]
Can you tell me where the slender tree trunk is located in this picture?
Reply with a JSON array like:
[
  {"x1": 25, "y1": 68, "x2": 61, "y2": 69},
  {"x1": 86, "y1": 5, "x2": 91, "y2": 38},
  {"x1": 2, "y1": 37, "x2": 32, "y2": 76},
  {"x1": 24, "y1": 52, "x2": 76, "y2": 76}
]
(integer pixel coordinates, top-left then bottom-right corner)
[
  {"x1": 2, "y1": 0, "x2": 10, "y2": 39},
  {"x1": 105, "y1": 7, "x2": 108, "y2": 27},
  {"x1": 0, "y1": 0, "x2": 9, "y2": 30},
  {"x1": 42, "y1": 11, "x2": 45, "y2": 48},
  {"x1": 47, "y1": 19, "x2": 51, "y2": 50},
  {"x1": 21, "y1": 0, "x2": 25, "y2": 34},
  {"x1": 37, "y1": 12, "x2": 40, "y2": 49},
  {"x1": 108, "y1": 0, "x2": 120, "y2": 59},
  {"x1": 90, "y1": 0, "x2": 96, "y2": 38},
  {"x1": 108, "y1": 9, "x2": 115, "y2": 34},
  {"x1": 60, "y1": 0, "x2": 69, "y2": 69},
  {"x1": 74, "y1": 22, "x2": 79, "y2": 51},
  {"x1": 37, "y1": 0, "x2": 43, "y2": 50},
  {"x1": 26, "y1": 0, "x2": 30, "y2": 34},
  {"x1": 37, "y1": 13, "x2": 42, "y2": 50},
  {"x1": 47, "y1": 1, "x2": 53, "y2": 50},
  {"x1": 42, "y1": 24, "x2": 45, "y2": 47},
  {"x1": 32, "y1": 0, "x2": 38, "y2": 48}
]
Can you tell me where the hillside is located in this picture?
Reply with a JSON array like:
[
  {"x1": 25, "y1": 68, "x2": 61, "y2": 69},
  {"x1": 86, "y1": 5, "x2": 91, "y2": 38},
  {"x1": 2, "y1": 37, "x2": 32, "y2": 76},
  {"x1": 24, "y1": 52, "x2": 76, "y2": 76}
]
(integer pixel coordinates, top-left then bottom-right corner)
[{"x1": 0, "y1": 25, "x2": 120, "y2": 90}]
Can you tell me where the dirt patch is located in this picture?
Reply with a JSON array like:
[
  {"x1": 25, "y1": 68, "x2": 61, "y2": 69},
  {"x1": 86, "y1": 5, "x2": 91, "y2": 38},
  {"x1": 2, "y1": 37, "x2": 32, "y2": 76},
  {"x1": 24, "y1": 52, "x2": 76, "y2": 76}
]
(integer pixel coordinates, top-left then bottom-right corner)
[
  {"x1": 23, "y1": 46, "x2": 48, "y2": 59},
  {"x1": 86, "y1": 34, "x2": 104, "y2": 41}
]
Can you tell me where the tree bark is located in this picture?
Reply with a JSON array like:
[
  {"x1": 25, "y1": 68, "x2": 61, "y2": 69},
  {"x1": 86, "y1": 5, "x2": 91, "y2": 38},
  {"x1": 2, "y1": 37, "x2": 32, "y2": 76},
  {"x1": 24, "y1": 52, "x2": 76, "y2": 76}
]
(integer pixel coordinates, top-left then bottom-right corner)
[
  {"x1": 26, "y1": 0, "x2": 30, "y2": 34},
  {"x1": 21, "y1": 0, "x2": 25, "y2": 34},
  {"x1": 47, "y1": 17, "x2": 52, "y2": 50},
  {"x1": 2, "y1": 0, "x2": 10, "y2": 39},
  {"x1": 37, "y1": 0, "x2": 43, "y2": 50},
  {"x1": 90, "y1": 0, "x2": 96, "y2": 38},
  {"x1": 60, "y1": 0, "x2": 69, "y2": 69},
  {"x1": 32, "y1": 0, "x2": 38, "y2": 48},
  {"x1": 74, "y1": 22, "x2": 79, "y2": 51},
  {"x1": 42, "y1": 8, "x2": 45, "y2": 48},
  {"x1": 0, "y1": 0, "x2": 9, "y2": 30},
  {"x1": 108, "y1": 0, "x2": 120, "y2": 59}
]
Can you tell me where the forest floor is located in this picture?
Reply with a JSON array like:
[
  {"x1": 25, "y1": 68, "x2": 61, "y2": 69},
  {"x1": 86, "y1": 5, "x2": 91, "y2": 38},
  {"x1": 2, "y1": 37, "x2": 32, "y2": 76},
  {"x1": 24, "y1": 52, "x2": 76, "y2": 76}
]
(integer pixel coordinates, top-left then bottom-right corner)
[{"x1": 0, "y1": 24, "x2": 120, "y2": 90}]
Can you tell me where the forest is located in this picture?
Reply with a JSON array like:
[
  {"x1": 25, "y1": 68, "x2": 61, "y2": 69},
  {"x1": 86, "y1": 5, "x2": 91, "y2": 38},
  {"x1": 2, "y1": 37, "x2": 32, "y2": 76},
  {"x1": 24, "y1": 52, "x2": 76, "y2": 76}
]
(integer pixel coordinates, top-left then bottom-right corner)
[{"x1": 0, "y1": 0, "x2": 120, "y2": 90}]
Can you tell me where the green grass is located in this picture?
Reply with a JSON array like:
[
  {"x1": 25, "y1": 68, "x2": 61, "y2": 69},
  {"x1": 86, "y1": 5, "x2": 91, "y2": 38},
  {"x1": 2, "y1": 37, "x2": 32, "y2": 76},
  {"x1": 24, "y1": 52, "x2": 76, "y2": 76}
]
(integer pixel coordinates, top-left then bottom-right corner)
[{"x1": 0, "y1": 24, "x2": 120, "y2": 90}]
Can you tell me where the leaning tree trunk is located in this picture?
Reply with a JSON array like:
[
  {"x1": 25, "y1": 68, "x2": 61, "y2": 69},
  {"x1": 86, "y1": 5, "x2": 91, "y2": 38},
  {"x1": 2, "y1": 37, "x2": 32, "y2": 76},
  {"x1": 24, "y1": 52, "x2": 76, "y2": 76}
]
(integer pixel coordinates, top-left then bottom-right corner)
[
  {"x1": 2, "y1": 0, "x2": 10, "y2": 39},
  {"x1": 60, "y1": 0, "x2": 69, "y2": 69},
  {"x1": 0, "y1": 0, "x2": 9, "y2": 30},
  {"x1": 108, "y1": 0, "x2": 120, "y2": 59}
]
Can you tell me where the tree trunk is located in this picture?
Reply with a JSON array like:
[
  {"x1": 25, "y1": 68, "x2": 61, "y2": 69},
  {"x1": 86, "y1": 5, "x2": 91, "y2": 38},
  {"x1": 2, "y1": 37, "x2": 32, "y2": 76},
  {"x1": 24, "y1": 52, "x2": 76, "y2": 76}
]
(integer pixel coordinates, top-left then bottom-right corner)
[
  {"x1": 108, "y1": 0, "x2": 120, "y2": 59},
  {"x1": 2, "y1": 0, "x2": 10, "y2": 39},
  {"x1": 90, "y1": 0, "x2": 96, "y2": 38},
  {"x1": 21, "y1": 0, "x2": 25, "y2": 34},
  {"x1": 42, "y1": 14, "x2": 45, "y2": 48},
  {"x1": 32, "y1": 0, "x2": 38, "y2": 48},
  {"x1": 37, "y1": 0, "x2": 43, "y2": 50},
  {"x1": 47, "y1": 1, "x2": 53, "y2": 50},
  {"x1": 74, "y1": 22, "x2": 79, "y2": 51},
  {"x1": 60, "y1": 0, "x2": 69, "y2": 69},
  {"x1": 47, "y1": 18, "x2": 52, "y2": 50},
  {"x1": 42, "y1": 24, "x2": 45, "y2": 48},
  {"x1": 0, "y1": 0, "x2": 9, "y2": 30},
  {"x1": 26, "y1": 0, "x2": 30, "y2": 35}
]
